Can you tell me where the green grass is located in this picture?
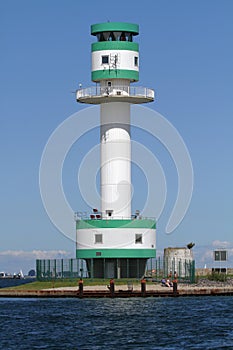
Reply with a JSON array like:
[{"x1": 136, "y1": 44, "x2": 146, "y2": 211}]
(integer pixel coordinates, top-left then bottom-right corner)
[
  {"x1": 3, "y1": 278, "x2": 143, "y2": 291},
  {"x1": 5, "y1": 280, "x2": 78, "y2": 290}
]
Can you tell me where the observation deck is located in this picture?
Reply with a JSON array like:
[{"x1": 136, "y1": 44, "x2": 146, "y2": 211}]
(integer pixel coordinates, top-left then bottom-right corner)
[{"x1": 76, "y1": 85, "x2": 155, "y2": 104}]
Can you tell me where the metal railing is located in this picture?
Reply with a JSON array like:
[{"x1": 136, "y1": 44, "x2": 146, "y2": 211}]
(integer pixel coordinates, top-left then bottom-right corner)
[
  {"x1": 36, "y1": 259, "x2": 87, "y2": 280},
  {"x1": 74, "y1": 212, "x2": 155, "y2": 221},
  {"x1": 146, "y1": 257, "x2": 196, "y2": 283},
  {"x1": 76, "y1": 85, "x2": 155, "y2": 100},
  {"x1": 36, "y1": 257, "x2": 195, "y2": 282}
]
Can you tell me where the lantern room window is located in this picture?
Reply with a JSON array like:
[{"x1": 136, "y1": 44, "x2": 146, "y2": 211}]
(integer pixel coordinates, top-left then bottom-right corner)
[{"x1": 97, "y1": 31, "x2": 134, "y2": 42}]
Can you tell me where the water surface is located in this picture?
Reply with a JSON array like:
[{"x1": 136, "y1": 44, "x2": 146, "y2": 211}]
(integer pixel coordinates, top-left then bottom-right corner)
[{"x1": 0, "y1": 296, "x2": 233, "y2": 349}]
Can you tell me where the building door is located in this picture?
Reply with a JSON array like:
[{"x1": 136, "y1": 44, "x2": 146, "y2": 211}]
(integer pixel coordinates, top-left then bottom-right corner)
[{"x1": 105, "y1": 261, "x2": 115, "y2": 278}]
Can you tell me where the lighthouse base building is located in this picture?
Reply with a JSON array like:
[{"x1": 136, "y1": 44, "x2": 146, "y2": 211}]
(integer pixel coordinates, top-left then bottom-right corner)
[
  {"x1": 76, "y1": 218, "x2": 156, "y2": 278},
  {"x1": 76, "y1": 22, "x2": 156, "y2": 279}
]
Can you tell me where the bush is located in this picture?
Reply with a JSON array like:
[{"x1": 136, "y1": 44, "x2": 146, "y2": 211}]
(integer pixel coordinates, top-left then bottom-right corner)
[{"x1": 207, "y1": 272, "x2": 227, "y2": 282}]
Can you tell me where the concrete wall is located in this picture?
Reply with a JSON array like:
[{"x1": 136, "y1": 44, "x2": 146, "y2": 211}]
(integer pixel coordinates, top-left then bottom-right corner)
[{"x1": 164, "y1": 247, "x2": 194, "y2": 278}]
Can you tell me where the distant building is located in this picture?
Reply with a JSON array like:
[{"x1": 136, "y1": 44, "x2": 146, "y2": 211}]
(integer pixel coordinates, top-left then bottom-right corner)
[{"x1": 213, "y1": 249, "x2": 228, "y2": 273}]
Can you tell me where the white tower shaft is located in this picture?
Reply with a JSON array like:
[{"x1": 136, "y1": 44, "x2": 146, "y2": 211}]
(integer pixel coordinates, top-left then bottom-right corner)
[{"x1": 100, "y1": 102, "x2": 131, "y2": 219}]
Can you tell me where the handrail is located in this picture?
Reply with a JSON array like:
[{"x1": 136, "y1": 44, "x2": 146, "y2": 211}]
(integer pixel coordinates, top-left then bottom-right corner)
[
  {"x1": 74, "y1": 212, "x2": 156, "y2": 221},
  {"x1": 76, "y1": 85, "x2": 155, "y2": 100}
]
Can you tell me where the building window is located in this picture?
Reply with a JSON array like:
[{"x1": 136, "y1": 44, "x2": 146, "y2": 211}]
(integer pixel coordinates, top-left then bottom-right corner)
[
  {"x1": 134, "y1": 56, "x2": 138, "y2": 66},
  {"x1": 102, "y1": 55, "x2": 109, "y2": 64},
  {"x1": 95, "y1": 234, "x2": 103, "y2": 244},
  {"x1": 135, "y1": 233, "x2": 142, "y2": 244},
  {"x1": 214, "y1": 250, "x2": 227, "y2": 261}
]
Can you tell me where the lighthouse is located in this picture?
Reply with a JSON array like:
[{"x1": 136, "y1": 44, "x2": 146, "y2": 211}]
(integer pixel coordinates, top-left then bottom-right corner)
[{"x1": 75, "y1": 22, "x2": 156, "y2": 278}]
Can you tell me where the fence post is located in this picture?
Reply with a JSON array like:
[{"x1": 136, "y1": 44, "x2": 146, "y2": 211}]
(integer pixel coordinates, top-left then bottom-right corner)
[
  {"x1": 61, "y1": 259, "x2": 64, "y2": 279},
  {"x1": 191, "y1": 260, "x2": 195, "y2": 283},
  {"x1": 36, "y1": 260, "x2": 40, "y2": 280}
]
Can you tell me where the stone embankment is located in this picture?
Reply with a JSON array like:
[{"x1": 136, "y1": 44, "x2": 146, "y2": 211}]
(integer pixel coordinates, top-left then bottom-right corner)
[
  {"x1": 0, "y1": 279, "x2": 233, "y2": 298},
  {"x1": 193, "y1": 277, "x2": 233, "y2": 288}
]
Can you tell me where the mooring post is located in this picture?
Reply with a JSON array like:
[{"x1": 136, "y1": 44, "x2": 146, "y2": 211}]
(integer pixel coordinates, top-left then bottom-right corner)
[
  {"x1": 78, "y1": 278, "x2": 83, "y2": 298},
  {"x1": 141, "y1": 278, "x2": 146, "y2": 297},
  {"x1": 173, "y1": 279, "x2": 178, "y2": 295},
  {"x1": 110, "y1": 278, "x2": 115, "y2": 297}
]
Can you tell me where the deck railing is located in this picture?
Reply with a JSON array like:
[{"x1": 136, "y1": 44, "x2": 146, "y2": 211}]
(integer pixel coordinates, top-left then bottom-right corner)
[
  {"x1": 74, "y1": 212, "x2": 155, "y2": 221},
  {"x1": 76, "y1": 85, "x2": 155, "y2": 100}
]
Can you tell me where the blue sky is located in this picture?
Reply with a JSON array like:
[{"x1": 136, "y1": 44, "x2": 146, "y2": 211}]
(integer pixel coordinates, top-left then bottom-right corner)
[{"x1": 1, "y1": 0, "x2": 233, "y2": 273}]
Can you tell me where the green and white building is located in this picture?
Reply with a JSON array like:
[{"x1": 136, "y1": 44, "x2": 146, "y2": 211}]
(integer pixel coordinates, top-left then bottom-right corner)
[{"x1": 76, "y1": 22, "x2": 156, "y2": 278}]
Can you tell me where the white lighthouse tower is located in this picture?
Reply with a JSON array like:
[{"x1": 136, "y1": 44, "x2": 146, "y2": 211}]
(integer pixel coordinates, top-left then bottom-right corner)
[{"x1": 76, "y1": 22, "x2": 156, "y2": 278}]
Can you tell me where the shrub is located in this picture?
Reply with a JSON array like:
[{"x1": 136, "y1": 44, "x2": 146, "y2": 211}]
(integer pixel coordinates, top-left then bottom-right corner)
[{"x1": 207, "y1": 272, "x2": 227, "y2": 282}]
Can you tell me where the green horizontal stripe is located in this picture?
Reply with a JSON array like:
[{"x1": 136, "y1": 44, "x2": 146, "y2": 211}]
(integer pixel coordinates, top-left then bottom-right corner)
[
  {"x1": 92, "y1": 41, "x2": 138, "y2": 52},
  {"x1": 76, "y1": 219, "x2": 156, "y2": 229},
  {"x1": 91, "y1": 22, "x2": 139, "y2": 35},
  {"x1": 92, "y1": 69, "x2": 139, "y2": 82},
  {"x1": 76, "y1": 249, "x2": 156, "y2": 259}
]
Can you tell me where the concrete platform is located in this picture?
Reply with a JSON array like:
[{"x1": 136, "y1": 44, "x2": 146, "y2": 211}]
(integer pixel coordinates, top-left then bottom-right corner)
[{"x1": 1, "y1": 284, "x2": 233, "y2": 298}]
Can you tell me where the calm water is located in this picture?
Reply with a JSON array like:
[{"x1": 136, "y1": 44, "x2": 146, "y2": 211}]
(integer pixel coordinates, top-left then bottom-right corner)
[{"x1": 0, "y1": 296, "x2": 233, "y2": 349}]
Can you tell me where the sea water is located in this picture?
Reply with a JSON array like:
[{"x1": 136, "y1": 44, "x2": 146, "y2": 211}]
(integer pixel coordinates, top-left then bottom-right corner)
[{"x1": 0, "y1": 296, "x2": 233, "y2": 349}]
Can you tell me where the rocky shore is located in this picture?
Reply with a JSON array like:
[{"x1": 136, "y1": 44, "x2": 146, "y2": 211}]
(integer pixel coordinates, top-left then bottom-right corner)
[{"x1": 190, "y1": 277, "x2": 233, "y2": 288}]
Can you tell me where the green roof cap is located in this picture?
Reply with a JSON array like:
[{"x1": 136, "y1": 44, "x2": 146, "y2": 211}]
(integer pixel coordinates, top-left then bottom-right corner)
[{"x1": 91, "y1": 22, "x2": 139, "y2": 35}]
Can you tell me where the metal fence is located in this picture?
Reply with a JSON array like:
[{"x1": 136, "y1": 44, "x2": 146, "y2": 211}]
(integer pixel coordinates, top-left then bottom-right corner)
[
  {"x1": 36, "y1": 257, "x2": 195, "y2": 283},
  {"x1": 36, "y1": 259, "x2": 88, "y2": 281},
  {"x1": 146, "y1": 256, "x2": 196, "y2": 283}
]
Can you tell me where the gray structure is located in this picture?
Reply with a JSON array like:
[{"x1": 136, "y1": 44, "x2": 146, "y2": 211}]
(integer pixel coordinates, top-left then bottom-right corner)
[{"x1": 164, "y1": 247, "x2": 194, "y2": 278}]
